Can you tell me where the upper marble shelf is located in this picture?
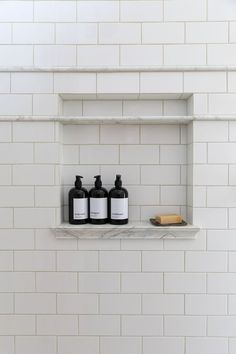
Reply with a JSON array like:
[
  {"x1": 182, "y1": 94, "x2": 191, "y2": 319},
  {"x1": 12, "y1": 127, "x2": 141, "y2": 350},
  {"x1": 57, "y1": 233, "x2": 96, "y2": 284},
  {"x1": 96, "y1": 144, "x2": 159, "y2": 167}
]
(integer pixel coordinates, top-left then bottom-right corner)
[
  {"x1": 0, "y1": 65, "x2": 236, "y2": 72},
  {"x1": 0, "y1": 115, "x2": 236, "y2": 124}
]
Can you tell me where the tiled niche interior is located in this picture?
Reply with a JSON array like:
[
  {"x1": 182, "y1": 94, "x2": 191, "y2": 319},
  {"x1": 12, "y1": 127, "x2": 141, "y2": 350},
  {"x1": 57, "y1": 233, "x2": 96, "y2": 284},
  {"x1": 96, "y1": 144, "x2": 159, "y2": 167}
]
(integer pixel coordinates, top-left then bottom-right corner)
[{"x1": 61, "y1": 121, "x2": 189, "y2": 224}]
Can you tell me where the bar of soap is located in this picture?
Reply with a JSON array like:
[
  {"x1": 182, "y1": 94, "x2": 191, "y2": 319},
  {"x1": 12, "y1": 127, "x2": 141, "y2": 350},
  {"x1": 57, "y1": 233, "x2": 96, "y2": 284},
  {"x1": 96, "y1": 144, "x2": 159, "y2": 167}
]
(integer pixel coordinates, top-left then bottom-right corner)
[{"x1": 155, "y1": 214, "x2": 183, "y2": 225}]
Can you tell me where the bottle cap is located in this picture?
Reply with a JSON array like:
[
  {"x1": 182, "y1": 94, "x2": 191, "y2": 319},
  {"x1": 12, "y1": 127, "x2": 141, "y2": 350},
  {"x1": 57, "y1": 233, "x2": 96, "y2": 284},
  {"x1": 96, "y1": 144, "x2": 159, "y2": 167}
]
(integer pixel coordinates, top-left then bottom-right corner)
[
  {"x1": 94, "y1": 175, "x2": 102, "y2": 188},
  {"x1": 75, "y1": 175, "x2": 83, "y2": 188},
  {"x1": 115, "y1": 174, "x2": 122, "y2": 188}
]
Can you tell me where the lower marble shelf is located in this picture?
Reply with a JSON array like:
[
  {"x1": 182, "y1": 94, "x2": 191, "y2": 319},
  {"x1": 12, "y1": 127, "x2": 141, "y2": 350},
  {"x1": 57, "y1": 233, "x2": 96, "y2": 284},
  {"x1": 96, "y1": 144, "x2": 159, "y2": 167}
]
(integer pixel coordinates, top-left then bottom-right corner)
[{"x1": 52, "y1": 222, "x2": 200, "y2": 240}]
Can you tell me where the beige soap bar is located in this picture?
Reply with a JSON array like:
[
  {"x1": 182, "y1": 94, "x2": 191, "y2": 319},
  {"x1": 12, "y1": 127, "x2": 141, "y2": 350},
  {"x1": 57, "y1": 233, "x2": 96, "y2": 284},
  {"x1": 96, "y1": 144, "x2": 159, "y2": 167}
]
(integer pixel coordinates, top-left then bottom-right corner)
[{"x1": 155, "y1": 214, "x2": 183, "y2": 225}]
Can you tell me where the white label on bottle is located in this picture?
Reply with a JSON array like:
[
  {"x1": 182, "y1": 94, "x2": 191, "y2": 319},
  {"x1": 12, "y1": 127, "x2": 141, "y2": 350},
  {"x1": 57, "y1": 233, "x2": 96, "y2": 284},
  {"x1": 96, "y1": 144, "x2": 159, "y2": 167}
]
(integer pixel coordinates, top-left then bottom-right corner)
[
  {"x1": 73, "y1": 198, "x2": 88, "y2": 220},
  {"x1": 111, "y1": 198, "x2": 128, "y2": 220},
  {"x1": 90, "y1": 198, "x2": 107, "y2": 219}
]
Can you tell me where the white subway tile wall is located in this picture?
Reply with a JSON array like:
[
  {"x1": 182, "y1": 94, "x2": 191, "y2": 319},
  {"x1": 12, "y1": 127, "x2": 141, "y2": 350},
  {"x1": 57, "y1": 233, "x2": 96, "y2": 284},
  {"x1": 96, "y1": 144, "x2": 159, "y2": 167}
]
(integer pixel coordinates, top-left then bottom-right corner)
[{"x1": 0, "y1": 0, "x2": 236, "y2": 353}]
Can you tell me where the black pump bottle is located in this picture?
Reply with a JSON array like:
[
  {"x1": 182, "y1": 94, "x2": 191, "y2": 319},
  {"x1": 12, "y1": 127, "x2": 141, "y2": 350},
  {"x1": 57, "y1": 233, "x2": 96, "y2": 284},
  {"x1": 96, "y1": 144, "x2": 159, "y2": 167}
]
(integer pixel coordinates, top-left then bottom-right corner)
[
  {"x1": 89, "y1": 175, "x2": 108, "y2": 224},
  {"x1": 69, "y1": 175, "x2": 89, "y2": 224},
  {"x1": 109, "y1": 174, "x2": 128, "y2": 225}
]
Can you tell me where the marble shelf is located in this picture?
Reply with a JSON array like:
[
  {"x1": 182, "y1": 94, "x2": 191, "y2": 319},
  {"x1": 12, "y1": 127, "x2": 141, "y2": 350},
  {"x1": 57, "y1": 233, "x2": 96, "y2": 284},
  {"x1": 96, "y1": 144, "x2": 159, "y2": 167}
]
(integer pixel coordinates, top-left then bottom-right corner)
[{"x1": 52, "y1": 222, "x2": 200, "y2": 240}]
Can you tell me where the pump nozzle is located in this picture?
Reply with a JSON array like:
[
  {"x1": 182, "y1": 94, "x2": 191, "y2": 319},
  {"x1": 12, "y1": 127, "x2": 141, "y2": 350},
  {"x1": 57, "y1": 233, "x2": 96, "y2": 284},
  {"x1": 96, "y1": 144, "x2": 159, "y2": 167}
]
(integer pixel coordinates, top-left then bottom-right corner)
[
  {"x1": 75, "y1": 175, "x2": 83, "y2": 188},
  {"x1": 94, "y1": 175, "x2": 102, "y2": 188},
  {"x1": 115, "y1": 174, "x2": 122, "y2": 188}
]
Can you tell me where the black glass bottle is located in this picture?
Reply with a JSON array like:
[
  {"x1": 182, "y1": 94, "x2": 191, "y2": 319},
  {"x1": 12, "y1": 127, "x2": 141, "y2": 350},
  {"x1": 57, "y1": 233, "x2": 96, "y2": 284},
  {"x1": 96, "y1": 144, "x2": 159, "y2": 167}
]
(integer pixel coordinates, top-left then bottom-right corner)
[
  {"x1": 69, "y1": 175, "x2": 89, "y2": 224},
  {"x1": 109, "y1": 174, "x2": 128, "y2": 225},
  {"x1": 89, "y1": 175, "x2": 108, "y2": 224}
]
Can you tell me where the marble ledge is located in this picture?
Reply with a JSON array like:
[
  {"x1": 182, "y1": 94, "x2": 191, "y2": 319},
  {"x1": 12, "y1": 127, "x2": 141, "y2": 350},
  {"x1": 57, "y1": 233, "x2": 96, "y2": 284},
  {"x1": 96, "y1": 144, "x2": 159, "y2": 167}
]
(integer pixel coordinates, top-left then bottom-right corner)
[
  {"x1": 0, "y1": 65, "x2": 236, "y2": 72},
  {"x1": 52, "y1": 222, "x2": 200, "y2": 240},
  {"x1": 0, "y1": 115, "x2": 236, "y2": 124}
]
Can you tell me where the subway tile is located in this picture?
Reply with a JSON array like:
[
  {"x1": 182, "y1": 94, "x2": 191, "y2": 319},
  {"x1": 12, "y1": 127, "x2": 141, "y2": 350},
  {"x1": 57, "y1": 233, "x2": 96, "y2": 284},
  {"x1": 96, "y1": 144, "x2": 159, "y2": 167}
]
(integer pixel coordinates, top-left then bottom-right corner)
[
  {"x1": 193, "y1": 165, "x2": 228, "y2": 185},
  {"x1": 13, "y1": 122, "x2": 54, "y2": 142},
  {"x1": 100, "y1": 125, "x2": 139, "y2": 144},
  {"x1": 15, "y1": 337, "x2": 56, "y2": 354},
  {"x1": 208, "y1": 0, "x2": 236, "y2": 20},
  {"x1": 58, "y1": 337, "x2": 98, "y2": 354},
  {"x1": 186, "y1": 22, "x2": 228, "y2": 43},
  {"x1": 208, "y1": 143, "x2": 236, "y2": 163},
  {"x1": 193, "y1": 208, "x2": 228, "y2": 229},
  {"x1": 35, "y1": 143, "x2": 60, "y2": 164},
  {"x1": 207, "y1": 187, "x2": 236, "y2": 207},
  {"x1": 164, "y1": 100, "x2": 187, "y2": 116},
  {"x1": 100, "y1": 251, "x2": 141, "y2": 272},
  {"x1": 121, "y1": 273, "x2": 163, "y2": 293},
  {"x1": 101, "y1": 165, "x2": 140, "y2": 185},
  {"x1": 120, "y1": 45, "x2": 163, "y2": 66},
  {"x1": 120, "y1": 1, "x2": 162, "y2": 22},
  {"x1": 184, "y1": 72, "x2": 226, "y2": 93},
  {"x1": 208, "y1": 45, "x2": 236, "y2": 65},
  {"x1": 123, "y1": 100, "x2": 162, "y2": 116},
  {"x1": 0, "y1": 45, "x2": 33, "y2": 67},
  {"x1": 83, "y1": 100, "x2": 122, "y2": 116},
  {"x1": 208, "y1": 230, "x2": 236, "y2": 251},
  {"x1": 143, "y1": 294, "x2": 184, "y2": 315},
  {"x1": 77, "y1": 1, "x2": 118, "y2": 22},
  {"x1": 100, "y1": 294, "x2": 141, "y2": 314},
  {"x1": 186, "y1": 295, "x2": 227, "y2": 315},
  {"x1": 0, "y1": 74, "x2": 10, "y2": 93},
  {"x1": 15, "y1": 294, "x2": 56, "y2": 314},
  {"x1": 160, "y1": 186, "x2": 186, "y2": 206},
  {"x1": 128, "y1": 185, "x2": 159, "y2": 205},
  {"x1": 208, "y1": 274, "x2": 236, "y2": 294},
  {"x1": 35, "y1": 229, "x2": 77, "y2": 251},
  {"x1": 186, "y1": 251, "x2": 227, "y2": 272},
  {"x1": 0, "y1": 272, "x2": 35, "y2": 292},
  {"x1": 63, "y1": 124, "x2": 99, "y2": 144},
  {"x1": 160, "y1": 145, "x2": 186, "y2": 164},
  {"x1": 165, "y1": 316, "x2": 206, "y2": 336},
  {"x1": 79, "y1": 273, "x2": 120, "y2": 293},
  {"x1": 122, "y1": 315, "x2": 163, "y2": 336},
  {"x1": 63, "y1": 145, "x2": 79, "y2": 164},
  {"x1": 0, "y1": 209, "x2": 13, "y2": 229},
  {"x1": 78, "y1": 45, "x2": 119, "y2": 66},
  {"x1": 37, "y1": 315, "x2": 78, "y2": 335},
  {"x1": 34, "y1": 1, "x2": 76, "y2": 22},
  {"x1": 13, "y1": 165, "x2": 54, "y2": 186},
  {"x1": 0, "y1": 187, "x2": 34, "y2": 207},
  {"x1": 229, "y1": 252, "x2": 236, "y2": 271},
  {"x1": 141, "y1": 125, "x2": 180, "y2": 144},
  {"x1": 54, "y1": 73, "x2": 96, "y2": 94},
  {"x1": 34, "y1": 45, "x2": 76, "y2": 67},
  {"x1": 0, "y1": 251, "x2": 13, "y2": 271},
  {"x1": 141, "y1": 165, "x2": 180, "y2": 185},
  {"x1": 35, "y1": 186, "x2": 61, "y2": 207},
  {"x1": 0, "y1": 315, "x2": 35, "y2": 335},
  {"x1": 165, "y1": 273, "x2": 206, "y2": 293},
  {"x1": 79, "y1": 315, "x2": 120, "y2": 335},
  {"x1": 57, "y1": 251, "x2": 98, "y2": 271},
  {"x1": 142, "y1": 251, "x2": 184, "y2": 272},
  {"x1": 228, "y1": 295, "x2": 236, "y2": 314},
  {"x1": 12, "y1": 73, "x2": 53, "y2": 94},
  {"x1": 13, "y1": 23, "x2": 54, "y2": 44},
  {"x1": 36, "y1": 272, "x2": 77, "y2": 293},
  {"x1": 0, "y1": 1, "x2": 33, "y2": 22},
  {"x1": 143, "y1": 23, "x2": 184, "y2": 44},
  {"x1": 78, "y1": 239, "x2": 120, "y2": 251},
  {"x1": 63, "y1": 101, "x2": 82, "y2": 116},
  {"x1": 230, "y1": 339, "x2": 236, "y2": 354},
  {"x1": 143, "y1": 337, "x2": 184, "y2": 354},
  {"x1": 80, "y1": 145, "x2": 119, "y2": 164},
  {"x1": 140, "y1": 73, "x2": 183, "y2": 94},
  {"x1": 164, "y1": 0, "x2": 206, "y2": 21},
  {"x1": 56, "y1": 24, "x2": 97, "y2": 44},
  {"x1": 208, "y1": 316, "x2": 236, "y2": 336},
  {"x1": 193, "y1": 121, "x2": 228, "y2": 141},
  {"x1": 14, "y1": 208, "x2": 55, "y2": 228},
  {"x1": 33, "y1": 94, "x2": 59, "y2": 115},
  {"x1": 99, "y1": 23, "x2": 141, "y2": 44},
  {"x1": 165, "y1": 45, "x2": 206, "y2": 65},
  {"x1": 229, "y1": 122, "x2": 236, "y2": 140},
  {"x1": 0, "y1": 95, "x2": 32, "y2": 115},
  {"x1": 14, "y1": 251, "x2": 55, "y2": 272},
  {"x1": 120, "y1": 145, "x2": 159, "y2": 165},
  {"x1": 229, "y1": 208, "x2": 236, "y2": 228},
  {"x1": 57, "y1": 294, "x2": 98, "y2": 314},
  {"x1": 0, "y1": 294, "x2": 13, "y2": 314},
  {"x1": 100, "y1": 337, "x2": 141, "y2": 354},
  {"x1": 0, "y1": 229, "x2": 34, "y2": 250},
  {"x1": 97, "y1": 73, "x2": 139, "y2": 94},
  {"x1": 164, "y1": 230, "x2": 206, "y2": 251},
  {"x1": 0, "y1": 122, "x2": 11, "y2": 142},
  {"x1": 0, "y1": 24, "x2": 11, "y2": 44},
  {"x1": 186, "y1": 337, "x2": 228, "y2": 354},
  {"x1": 230, "y1": 22, "x2": 236, "y2": 43}
]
